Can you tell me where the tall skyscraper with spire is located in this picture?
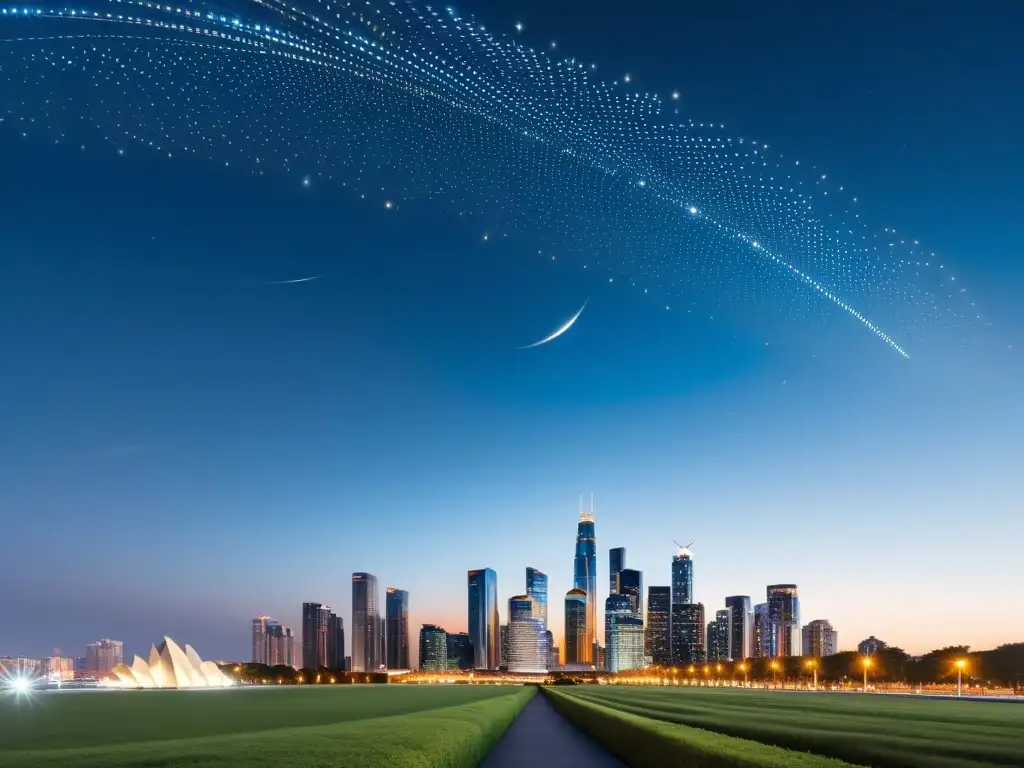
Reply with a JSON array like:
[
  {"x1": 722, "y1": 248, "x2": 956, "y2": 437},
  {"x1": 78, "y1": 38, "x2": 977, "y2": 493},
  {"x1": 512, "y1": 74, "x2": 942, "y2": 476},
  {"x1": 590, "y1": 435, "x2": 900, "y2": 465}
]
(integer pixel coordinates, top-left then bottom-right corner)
[{"x1": 573, "y1": 494, "x2": 597, "y2": 663}]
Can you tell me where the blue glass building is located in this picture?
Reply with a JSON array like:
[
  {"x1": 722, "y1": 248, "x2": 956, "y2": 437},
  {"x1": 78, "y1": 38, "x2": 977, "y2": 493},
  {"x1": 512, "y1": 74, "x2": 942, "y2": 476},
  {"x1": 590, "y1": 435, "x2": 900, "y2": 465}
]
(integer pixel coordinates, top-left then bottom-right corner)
[
  {"x1": 671, "y1": 548, "x2": 693, "y2": 605},
  {"x1": 467, "y1": 568, "x2": 499, "y2": 670},
  {"x1": 573, "y1": 501, "x2": 597, "y2": 662},
  {"x1": 609, "y1": 547, "x2": 625, "y2": 595}
]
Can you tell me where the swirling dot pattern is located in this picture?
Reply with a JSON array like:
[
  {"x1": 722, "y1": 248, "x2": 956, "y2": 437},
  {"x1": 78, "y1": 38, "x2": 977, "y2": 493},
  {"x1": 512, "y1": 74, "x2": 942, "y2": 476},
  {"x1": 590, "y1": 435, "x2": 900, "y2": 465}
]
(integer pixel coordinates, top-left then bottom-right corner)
[{"x1": 0, "y1": 1, "x2": 979, "y2": 356}]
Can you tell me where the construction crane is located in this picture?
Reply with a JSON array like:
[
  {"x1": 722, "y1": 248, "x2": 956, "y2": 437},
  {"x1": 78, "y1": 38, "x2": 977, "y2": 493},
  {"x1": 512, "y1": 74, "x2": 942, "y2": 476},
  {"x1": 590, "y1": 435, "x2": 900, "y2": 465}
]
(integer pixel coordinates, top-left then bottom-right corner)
[{"x1": 673, "y1": 539, "x2": 695, "y2": 552}]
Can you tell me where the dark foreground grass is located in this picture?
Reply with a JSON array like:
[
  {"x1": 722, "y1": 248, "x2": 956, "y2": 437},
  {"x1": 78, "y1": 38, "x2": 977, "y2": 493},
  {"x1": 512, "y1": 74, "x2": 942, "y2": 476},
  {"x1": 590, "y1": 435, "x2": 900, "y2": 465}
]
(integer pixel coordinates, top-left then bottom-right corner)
[
  {"x1": 557, "y1": 686, "x2": 1024, "y2": 768},
  {"x1": 0, "y1": 685, "x2": 535, "y2": 768},
  {"x1": 544, "y1": 687, "x2": 856, "y2": 768}
]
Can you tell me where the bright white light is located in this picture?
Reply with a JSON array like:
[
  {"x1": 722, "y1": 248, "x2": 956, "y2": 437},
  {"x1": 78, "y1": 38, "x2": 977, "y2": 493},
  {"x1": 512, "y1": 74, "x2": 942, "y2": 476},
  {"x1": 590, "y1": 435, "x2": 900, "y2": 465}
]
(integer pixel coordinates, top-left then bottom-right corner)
[
  {"x1": 8, "y1": 677, "x2": 31, "y2": 694},
  {"x1": 689, "y1": 206, "x2": 697, "y2": 215}
]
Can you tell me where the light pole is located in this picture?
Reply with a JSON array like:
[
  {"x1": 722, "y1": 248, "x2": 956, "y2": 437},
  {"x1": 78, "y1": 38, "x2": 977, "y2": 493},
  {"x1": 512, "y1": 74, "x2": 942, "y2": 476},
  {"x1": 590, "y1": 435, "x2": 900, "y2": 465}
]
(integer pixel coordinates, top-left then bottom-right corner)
[
  {"x1": 862, "y1": 656, "x2": 872, "y2": 692},
  {"x1": 806, "y1": 659, "x2": 818, "y2": 690},
  {"x1": 738, "y1": 662, "x2": 747, "y2": 686},
  {"x1": 956, "y1": 659, "x2": 966, "y2": 697},
  {"x1": 771, "y1": 660, "x2": 779, "y2": 686}
]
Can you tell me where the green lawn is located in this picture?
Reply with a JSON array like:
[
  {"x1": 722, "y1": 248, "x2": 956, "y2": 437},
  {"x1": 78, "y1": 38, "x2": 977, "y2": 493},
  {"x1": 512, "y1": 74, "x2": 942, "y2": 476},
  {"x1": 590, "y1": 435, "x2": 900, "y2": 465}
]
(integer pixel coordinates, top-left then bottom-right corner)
[
  {"x1": 0, "y1": 684, "x2": 534, "y2": 767},
  {"x1": 553, "y1": 685, "x2": 1024, "y2": 768}
]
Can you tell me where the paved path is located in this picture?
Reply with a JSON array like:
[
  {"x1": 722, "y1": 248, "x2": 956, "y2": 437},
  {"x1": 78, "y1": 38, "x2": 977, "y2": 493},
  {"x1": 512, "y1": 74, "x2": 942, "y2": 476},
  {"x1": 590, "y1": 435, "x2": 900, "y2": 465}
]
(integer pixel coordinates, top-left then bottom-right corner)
[{"x1": 479, "y1": 691, "x2": 626, "y2": 767}]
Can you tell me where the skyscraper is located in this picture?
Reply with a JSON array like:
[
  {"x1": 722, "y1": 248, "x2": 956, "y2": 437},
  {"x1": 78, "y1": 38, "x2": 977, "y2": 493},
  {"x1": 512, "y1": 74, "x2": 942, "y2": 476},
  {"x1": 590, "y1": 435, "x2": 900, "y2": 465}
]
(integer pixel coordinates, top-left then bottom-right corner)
[
  {"x1": 802, "y1": 619, "x2": 838, "y2": 658},
  {"x1": 671, "y1": 603, "x2": 705, "y2": 664},
  {"x1": 767, "y1": 584, "x2": 801, "y2": 657},
  {"x1": 616, "y1": 568, "x2": 643, "y2": 615},
  {"x1": 467, "y1": 568, "x2": 499, "y2": 670},
  {"x1": 446, "y1": 632, "x2": 473, "y2": 671},
  {"x1": 707, "y1": 609, "x2": 730, "y2": 661},
  {"x1": 352, "y1": 573, "x2": 380, "y2": 672},
  {"x1": 525, "y1": 567, "x2": 548, "y2": 626},
  {"x1": 507, "y1": 595, "x2": 546, "y2": 673},
  {"x1": 252, "y1": 616, "x2": 270, "y2": 664},
  {"x1": 378, "y1": 615, "x2": 386, "y2": 670},
  {"x1": 564, "y1": 588, "x2": 588, "y2": 665},
  {"x1": 646, "y1": 586, "x2": 671, "y2": 665},
  {"x1": 545, "y1": 630, "x2": 557, "y2": 669},
  {"x1": 724, "y1": 595, "x2": 753, "y2": 661},
  {"x1": 753, "y1": 602, "x2": 772, "y2": 658},
  {"x1": 85, "y1": 639, "x2": 123, "y2": 676},
  {"x1": 605, "y1": 593, "x2": 643, "y2": 673},
  {"x1": 499, "y1": 624, "x2": 509, "y2": 668},
  {"x1": 268, "y1": 623, "x2": 296, "y2": 668},
  {"x1": 573, "y1": 497, "x2": 597, "y2": 662},
  {"x1": 609, "y1": 547, "x2": 625, "y2": 595},
  {"x1": 386, "y1": 588, "x2": 410, "y2": 669},
  {"x1": 301, "y1": 602, "x2": 330, "y2": 669},
  {"x1": 671, "y1": 546, "x2": 694, "y2": 605},
  {"x1": 328, "y1": 612, "x2": 345, "y2": 669},
  {"x1": 419, "y1": 624, "x2": 447, "y2": 672}
]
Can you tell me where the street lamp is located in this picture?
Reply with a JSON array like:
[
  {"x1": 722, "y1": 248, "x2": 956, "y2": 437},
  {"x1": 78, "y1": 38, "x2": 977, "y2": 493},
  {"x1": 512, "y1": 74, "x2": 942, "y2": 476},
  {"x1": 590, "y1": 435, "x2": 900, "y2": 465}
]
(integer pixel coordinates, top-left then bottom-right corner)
[
  {"x1": 806, "y1": 659, "x2": 818, "y2": 690},
  {"x1": 955, "y1": 659, "x2": 966, "y2": 697},
  {"x1": 770, "y1": 660, "x2": 779, "y2": 686},
  {"x1": 862, "y1": 656, "x2": 872, "y2": 692},
  {"x1": 738, "y1": 662, "x2": 747, "y2": 686}
]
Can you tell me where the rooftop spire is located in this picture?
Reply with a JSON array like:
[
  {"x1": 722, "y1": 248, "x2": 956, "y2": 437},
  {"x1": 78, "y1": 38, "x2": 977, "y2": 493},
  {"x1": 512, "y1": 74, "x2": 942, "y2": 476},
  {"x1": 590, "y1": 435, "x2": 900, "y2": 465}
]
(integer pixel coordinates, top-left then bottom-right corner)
[{"x1": 579, "y1": 492, "x2": 595, "y2": 523}]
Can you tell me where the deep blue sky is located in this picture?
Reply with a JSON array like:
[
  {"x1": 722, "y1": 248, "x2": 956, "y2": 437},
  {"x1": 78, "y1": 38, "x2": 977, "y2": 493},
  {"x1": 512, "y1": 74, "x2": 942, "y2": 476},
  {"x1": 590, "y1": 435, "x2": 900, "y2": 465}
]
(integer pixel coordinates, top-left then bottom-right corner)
[{"x1": 1, "y1": 0, "x2": 1022, "y2": 663}]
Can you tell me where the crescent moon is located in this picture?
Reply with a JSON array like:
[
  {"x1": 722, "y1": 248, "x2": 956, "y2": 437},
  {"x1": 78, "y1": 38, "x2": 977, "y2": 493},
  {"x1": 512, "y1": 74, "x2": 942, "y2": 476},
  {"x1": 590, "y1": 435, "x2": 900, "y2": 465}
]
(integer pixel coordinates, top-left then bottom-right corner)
[
  {"x1": 520, "y1": 299, "x2": 589, "y2": 349},
  {"x1": 268, "y1": 275, "x2": 323, "y2": 284}
]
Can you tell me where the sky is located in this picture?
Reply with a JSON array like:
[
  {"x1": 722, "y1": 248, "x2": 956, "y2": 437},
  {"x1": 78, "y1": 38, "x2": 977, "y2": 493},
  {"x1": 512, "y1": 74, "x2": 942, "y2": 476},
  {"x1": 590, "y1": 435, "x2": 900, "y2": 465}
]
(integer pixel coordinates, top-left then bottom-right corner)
[{"x1": 1, "y1": 0, "x2": 1022, "y2": 665}]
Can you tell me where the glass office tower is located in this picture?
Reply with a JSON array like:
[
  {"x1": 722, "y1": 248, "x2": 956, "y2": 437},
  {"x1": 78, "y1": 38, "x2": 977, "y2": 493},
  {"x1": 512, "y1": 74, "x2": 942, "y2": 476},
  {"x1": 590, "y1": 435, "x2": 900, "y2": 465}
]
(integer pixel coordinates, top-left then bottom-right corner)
[
  {"x1": 609, "y1": 547, "x2": 625, "y2": 595},
  {"x1": 616, "y1": 568, "x2": 643, "y2": 615},
  {"x1": 564, "y1": 588, "x2": 588, "y2": 664},
  {"x1": 671, "y1": 547, "x2": 693, "y2": 605},
  {"x1": 508, "y1": 595, "x2": 547, "y2": 673},
  {"x1": 646, "y1": 586, "x2": 671, "y2": 665},
  {"x1": 724, "y1": 595, "x2": 753, "y2": 661},
  {"x1": 767, "y1": 584, "x2": 800, "y2": 656},
  {"x1": 573, "y1": 501, "x2": 597, "y2": 662},
  {"x1": 385, "y1": 588, "x2": 409, "y2": 669},
  {"x1": 419, "y1": 624, "x2": 447, "y2": 672},
  {"x1": 351, "y1": 573, "x2": 379, "y2": 672},
  {"x1": 467, "y1": 568, "x2": 499, "y2": 670}
]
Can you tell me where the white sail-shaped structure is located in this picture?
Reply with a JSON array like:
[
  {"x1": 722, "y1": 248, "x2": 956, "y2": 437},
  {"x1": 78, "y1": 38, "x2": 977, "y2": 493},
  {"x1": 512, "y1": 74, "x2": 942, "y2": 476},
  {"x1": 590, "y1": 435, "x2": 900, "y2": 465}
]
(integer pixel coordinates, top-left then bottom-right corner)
[{"x1": 105, "y1": 637, "x2": 233, "y2": 689}]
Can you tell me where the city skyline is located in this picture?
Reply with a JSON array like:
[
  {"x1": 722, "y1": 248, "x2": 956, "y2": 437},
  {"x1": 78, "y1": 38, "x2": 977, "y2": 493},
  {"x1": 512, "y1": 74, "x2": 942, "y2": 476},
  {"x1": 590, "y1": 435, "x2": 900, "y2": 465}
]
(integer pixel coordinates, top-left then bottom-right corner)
[{"x1": 1, "y1": 0, "x2": 1022, "y2": 664}]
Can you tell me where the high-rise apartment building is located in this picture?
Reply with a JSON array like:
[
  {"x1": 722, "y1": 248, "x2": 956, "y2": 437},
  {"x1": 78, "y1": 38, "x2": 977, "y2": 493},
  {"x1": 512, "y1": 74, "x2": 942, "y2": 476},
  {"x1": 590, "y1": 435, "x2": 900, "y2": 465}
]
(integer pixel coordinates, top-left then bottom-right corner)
[
  {"x1": 753, "y1": 602, "x2": 772, "y2": 658},
  {"x1": 507, "y1": 595, "x2": 546, "y2": 673},
  {"x1": 499, "y1": 624, "x2": 509, "y2": 668},
  {"x1": 605, "y1": 593, "x2": 643, "y2": 673},
  {"x1": 328, "y1": 612, "x2": 345, "y2": 669},
  {"x1": 352, "y1": 573, "x2": 380, "y2": 672},
  {"x1": 671, "y1": 603, "x2": 705, "y2": 664},
  {"x1": 419, "y1": 624, "x2": 447, "y2": 672},
  {"x1": 724, "y1": 595, "x2": 753, "y2": 661},
  {"x1": 671, "y1": 547, "x2": 694, "y2": 605},
  {"x1": 446, "y1": 632, "x2": 473, "y2": 671},
  {"x1": 386, "y1": 588, "x2": 410, "y2": 669},
  {"x1": 802, "y1": 619, "x2": 838, "y2": 658},
  {"x1": 646, "y1": 586, "x2": 672, "y2": 665},
  {"x1": 467, "y1": 568, "x2": 499, "y2": 670},
  {"x1": 609, "y1": 547, "x2": 625, "y2": 595},
  {"x1": 767, "y1": 584, "x2": 801, "y2": 657},
  {"x1": 573, "y1": 499, "x2": 597, "y2": 663},
  {"x1": 707, "y1": 609, "x2": 730, "y2": 661},
  {"x1": 302, "y1": 602, "x2": 331, "y2": 669},
  {"x1": 564, "y1": 588, "x2": 588, "y2": 664},
  {"x1": 268, "y1": 622, "x2": 296, "y2": 668},
  {"x1": 616, "y1": 568, "x2": 643, "y2": 615},
  {"x1": 85, "y1": 639, "x2": 124, "y2": 676},
  {"x1": 252, "y1": 616, "x2": 270, "y2": 664}
]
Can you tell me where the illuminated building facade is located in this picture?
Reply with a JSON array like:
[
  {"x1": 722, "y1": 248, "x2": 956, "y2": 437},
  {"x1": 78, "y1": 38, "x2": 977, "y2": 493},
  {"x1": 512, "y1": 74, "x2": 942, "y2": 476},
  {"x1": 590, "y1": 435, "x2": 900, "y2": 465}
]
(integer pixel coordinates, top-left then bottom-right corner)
[
  {"x1": 419, "y1": 624, "x2": 447, "y2": 672},
  {"x1": 671, "y1": 548, "x2": 694, "y2": 605},
  {"x1": 802, "y1": 619, "x2": 838, "y2": 657},
  {"x1": 707, "y1": 609, "x2": 730, "y2": 661},
  {"x1": 573, "y1": 499, "x2": 597, "y2": 662},
  {"x1": 724, "y1": 595, "x2": 753, "y2": 661},
  {"x1": 525, "y1": 567, "x2": 548, "y2": 625},
  {"x1": 85, "y1": 639, "x2": 124, "y2": 676},
  {"x1": 753, "y1": 602, "x2": 772, "y2": 658},
  {"x1": 302, "y1": 602, "x2": 330, "y2": 669},
  {"x1": 352, "y1": 573, "x2": 380, "y2": 672},
  {"x1": 268, "y1": 622, "x2": 296, "y2": 668},
  {"x1": 671, "y1": 603, "x2": 705, "y2": 664},
  {"x1": 507, "y1": 595, "x2": 546, "y2": 673},
  {"x1": 647, "y1": 586, "x2": 671, "y2": 665},
  {"x1": 386, "y1": 588, "x2": 410, "y2": 669},
  {"x1": 605, "y1": 593, "x2": 643, "y2": 673},
  {"x1": 252, "y1": 616, "x2": 269, "y2": 664},
  {"x1": 564, "y1": 588, "x2": 588, "y2": 664},
  {"x1": 616, "y1": 568, "x2": 643, "y2": 615},
  {"x1": 467, "y1": 568, "x2": 499, "y2": 670},
  {"x1": 609, "y1": 547, "x2": 625, "y2": 595},
  {"x1": 767, "y1": 584, "x2": 801, "y2": 657},
  {"x1": 107, "y1": 637, "x2": 232, "y2": 689}
]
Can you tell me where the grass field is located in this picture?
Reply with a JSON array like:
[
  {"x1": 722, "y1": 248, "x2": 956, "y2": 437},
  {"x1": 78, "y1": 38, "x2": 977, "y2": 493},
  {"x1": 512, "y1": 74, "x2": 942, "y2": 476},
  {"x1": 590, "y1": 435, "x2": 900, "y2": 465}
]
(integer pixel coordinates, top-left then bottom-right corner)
[
  {"x1": 0, "y1": 684, "x2": 534, "y2": 767},
  {"x1": 551, "y1": 685, "x2": 1024, "y2": 768}
]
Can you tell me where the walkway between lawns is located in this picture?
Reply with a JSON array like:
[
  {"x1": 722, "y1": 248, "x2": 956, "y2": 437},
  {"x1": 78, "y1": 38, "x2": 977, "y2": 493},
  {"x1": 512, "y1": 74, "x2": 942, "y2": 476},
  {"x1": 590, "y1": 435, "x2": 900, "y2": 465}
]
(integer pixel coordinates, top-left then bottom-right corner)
[{"x1": 480, "y1": 691, "x2": 626, "y2": 767}]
